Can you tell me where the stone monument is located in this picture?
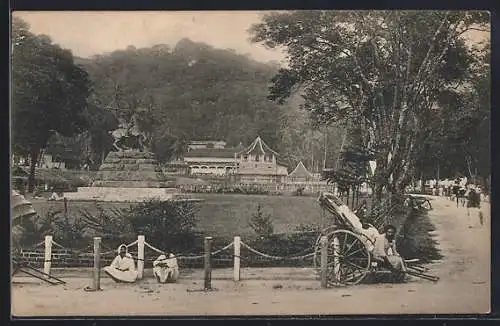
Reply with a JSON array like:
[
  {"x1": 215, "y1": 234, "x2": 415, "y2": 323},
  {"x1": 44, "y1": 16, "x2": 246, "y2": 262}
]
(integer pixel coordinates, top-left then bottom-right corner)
[{"x1": 63, "y1": 112, "x2": 191, "y2": 202}]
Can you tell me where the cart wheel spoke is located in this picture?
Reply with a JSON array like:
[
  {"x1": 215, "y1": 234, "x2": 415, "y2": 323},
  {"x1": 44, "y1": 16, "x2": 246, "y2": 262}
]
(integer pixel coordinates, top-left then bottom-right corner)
[
  {"x1": 344, "y1": 247, "x2": 365, "y2": 259},
  {"x1": 343, "y1": 237, "x2": 358, "y2": 255},
  {"x1": 341, "y1": 265, "x2": 360, "y2": 283},
  {"x1": 344, "y1": 260, "x2": 364, "y2": 271},
  {"x1": 328, "y1": 247, "x2": 343, "y2": 258},
  {"x1": 343, "y1": 241, "x2": 363, "y2": 257}
]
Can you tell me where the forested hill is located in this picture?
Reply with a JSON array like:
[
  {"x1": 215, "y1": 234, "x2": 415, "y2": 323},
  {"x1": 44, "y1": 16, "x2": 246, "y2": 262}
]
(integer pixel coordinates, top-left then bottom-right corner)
[{"x1": 74, "y1": 38, "x2": 344, "y2": 170}]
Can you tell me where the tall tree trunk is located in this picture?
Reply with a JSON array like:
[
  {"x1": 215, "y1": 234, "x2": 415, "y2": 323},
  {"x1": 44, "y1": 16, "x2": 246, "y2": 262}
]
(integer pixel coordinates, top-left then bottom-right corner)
[
  {"x1": 420, "y1": 173, "x2": 425, "y2": 194},
  {"x1": 323, "y1": 128, "x2": 327, "y2": 170},
  {"x1": 28, "y1": 147, "x2": 39, "y2": 193},
  {"x1": 373, "y1": 183, "x2": 384, "y2": 205}
]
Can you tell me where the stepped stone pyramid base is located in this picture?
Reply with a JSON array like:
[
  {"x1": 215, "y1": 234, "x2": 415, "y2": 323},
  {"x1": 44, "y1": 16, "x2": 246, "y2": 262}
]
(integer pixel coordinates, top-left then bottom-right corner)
[{"x1": 63, "y1": 150, "x2": 197, "y2": 202}]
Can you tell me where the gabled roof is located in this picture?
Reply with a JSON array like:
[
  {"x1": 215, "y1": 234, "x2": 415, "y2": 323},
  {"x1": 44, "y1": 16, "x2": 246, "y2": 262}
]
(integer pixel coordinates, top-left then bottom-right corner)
[
  {"x1": 236, "y1": 136, "x2": 279, "y2": 157},
  {"x1": 288, "y1": 161, "x2": 313, "y2": 178}
]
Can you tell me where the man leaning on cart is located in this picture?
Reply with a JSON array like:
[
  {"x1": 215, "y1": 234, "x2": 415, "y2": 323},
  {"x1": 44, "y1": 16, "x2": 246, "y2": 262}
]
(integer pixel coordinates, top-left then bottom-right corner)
[{"x1": 372, "y1": 225, "x2": 407, "y2": 282}]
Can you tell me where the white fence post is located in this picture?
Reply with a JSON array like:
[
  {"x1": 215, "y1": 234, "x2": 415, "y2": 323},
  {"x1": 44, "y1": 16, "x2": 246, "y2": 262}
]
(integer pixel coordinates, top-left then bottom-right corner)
[
  {"x1": 233, "y1": 236, "x2": 241, "y2": 282},
  {"x1": 137, "y1": 235, "x2": 145, "y2": 279},
  {"x1": 44, "y1": 235, "x2": 53, "y2": 276}
]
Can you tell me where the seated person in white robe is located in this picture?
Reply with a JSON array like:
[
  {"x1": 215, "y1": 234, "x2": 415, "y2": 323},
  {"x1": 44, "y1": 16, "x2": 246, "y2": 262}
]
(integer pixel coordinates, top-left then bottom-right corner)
[
  {"x1": 373, "y1": 225, "x2": 407, "y2": 279},
  {"x1": 153, "y1": 253, "x2": 179, "y2": 283},
  {"x1": 103, "y1": 244, "x2": 138, "y2": 283}
]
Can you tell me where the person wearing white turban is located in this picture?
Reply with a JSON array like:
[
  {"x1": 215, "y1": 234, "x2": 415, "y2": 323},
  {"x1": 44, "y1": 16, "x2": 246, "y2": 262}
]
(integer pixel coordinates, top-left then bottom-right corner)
[{"x1": 103, "y1": 244, "x2": 138, "y2": 283}]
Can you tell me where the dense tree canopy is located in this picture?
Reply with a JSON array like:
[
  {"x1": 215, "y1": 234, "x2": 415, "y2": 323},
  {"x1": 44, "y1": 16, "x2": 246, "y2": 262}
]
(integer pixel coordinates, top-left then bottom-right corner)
[
  {"x1": 250, "y1": 10, "x2": 490, "y2": 199},
  {"x1": 77, "y1": 38, "x2": 344, "y2": 169},
  {"x1": 12, "y1": 17, "x2": 92, "y2": 191},
  {"x1": 416, "y1": 41, "x2": 490, "y2": 182}
]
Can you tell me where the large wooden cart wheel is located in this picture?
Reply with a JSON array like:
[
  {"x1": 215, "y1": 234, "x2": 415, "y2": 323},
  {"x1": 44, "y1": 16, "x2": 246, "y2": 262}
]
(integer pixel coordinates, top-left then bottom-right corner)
[{"x1": 314, "y1": 230, "x2": 371, "y2": 286}]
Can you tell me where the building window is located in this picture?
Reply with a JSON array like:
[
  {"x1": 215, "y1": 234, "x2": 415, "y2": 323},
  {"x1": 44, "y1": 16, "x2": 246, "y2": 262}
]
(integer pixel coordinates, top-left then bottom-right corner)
[
  {"x1": 243, "y1": 155, "x2": 248, "y2": 161},
  {"x1": 255, "y1": 155, "x2": 260, "y2": 162}
]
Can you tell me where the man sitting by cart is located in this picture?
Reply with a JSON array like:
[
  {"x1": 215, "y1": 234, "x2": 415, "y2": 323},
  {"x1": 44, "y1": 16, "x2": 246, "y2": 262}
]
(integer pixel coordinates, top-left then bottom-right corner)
[{"x1": 373, "y1": 225, "x2": 407, "y2": 281}]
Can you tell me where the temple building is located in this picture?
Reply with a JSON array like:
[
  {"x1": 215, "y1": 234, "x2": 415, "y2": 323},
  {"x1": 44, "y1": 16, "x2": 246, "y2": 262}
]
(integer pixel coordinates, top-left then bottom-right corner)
[
  {"x1": 180, "y1": 137, "x2": 288, "y2": 183},
  {"x1": 234, "y1": 136, "x2": 288, "y2": 183},
  {"x1": 183, "y1": 140, "x2": 241, "y2": 176}
]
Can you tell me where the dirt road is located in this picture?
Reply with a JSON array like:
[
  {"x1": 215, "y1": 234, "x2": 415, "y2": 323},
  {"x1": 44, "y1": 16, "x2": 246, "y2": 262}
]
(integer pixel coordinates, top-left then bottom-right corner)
[{"x1": 11, "y1": 196, "x2": 490, "y2": 316}]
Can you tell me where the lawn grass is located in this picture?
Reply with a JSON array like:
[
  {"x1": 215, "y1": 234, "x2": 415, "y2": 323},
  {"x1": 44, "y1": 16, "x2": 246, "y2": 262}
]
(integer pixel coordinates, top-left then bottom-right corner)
[
  {"x1": 28, "y1": 193, "x2": 440, "y2": 263},
  {"x1": 30, "y1": 194, "x2": 335, "y2": 239}
]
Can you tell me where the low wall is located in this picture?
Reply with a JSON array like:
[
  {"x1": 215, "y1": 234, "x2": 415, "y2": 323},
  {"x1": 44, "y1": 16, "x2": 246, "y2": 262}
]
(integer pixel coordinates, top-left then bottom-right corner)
[
  {"x1": 178, "y1": 183, "x2": 335, "y2": 195},
  {"x1": 62, "y1": 187, "x2": 184, "y2": 202}
]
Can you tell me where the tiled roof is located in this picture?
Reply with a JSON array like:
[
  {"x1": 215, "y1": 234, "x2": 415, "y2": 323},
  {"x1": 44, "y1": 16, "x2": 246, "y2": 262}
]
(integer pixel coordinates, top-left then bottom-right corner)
[{"x1": 184, "y1": 148, "x2": 238, "y2": 159}]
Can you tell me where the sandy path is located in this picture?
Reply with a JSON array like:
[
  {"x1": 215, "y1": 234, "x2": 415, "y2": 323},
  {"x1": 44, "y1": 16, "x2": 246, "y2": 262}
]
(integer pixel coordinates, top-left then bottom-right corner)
[{"x1": 11, "y1": 196, "x2": 490, "y2": 316}]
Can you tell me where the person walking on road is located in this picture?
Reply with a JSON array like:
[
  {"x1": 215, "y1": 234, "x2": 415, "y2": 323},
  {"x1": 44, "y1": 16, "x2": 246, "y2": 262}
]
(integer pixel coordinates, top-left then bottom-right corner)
[{"x1": 466, "y1": 187, "x2": 483, "y2": 228}]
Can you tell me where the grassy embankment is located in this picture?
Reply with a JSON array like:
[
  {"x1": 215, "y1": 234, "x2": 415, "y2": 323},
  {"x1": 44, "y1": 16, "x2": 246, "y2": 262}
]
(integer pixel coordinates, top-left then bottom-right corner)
[{"x1": 29, "y1": 193, "x2": 440, "y2": 263}]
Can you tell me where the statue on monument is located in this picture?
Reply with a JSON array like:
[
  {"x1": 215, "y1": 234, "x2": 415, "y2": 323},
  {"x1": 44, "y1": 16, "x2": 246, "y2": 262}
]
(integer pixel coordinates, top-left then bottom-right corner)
[{"x1": 110, "y1": 111, "x2": 150, "y2": 152}]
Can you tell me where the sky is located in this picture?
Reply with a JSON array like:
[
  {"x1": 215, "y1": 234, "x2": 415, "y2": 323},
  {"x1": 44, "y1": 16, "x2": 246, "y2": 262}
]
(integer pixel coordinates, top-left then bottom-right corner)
[
  {"x1": 13, "y1": 11, "x2": 287, "y2": 64},
  {"x1": 13, "y1": 11, "x2": 489, "y2": 64}
]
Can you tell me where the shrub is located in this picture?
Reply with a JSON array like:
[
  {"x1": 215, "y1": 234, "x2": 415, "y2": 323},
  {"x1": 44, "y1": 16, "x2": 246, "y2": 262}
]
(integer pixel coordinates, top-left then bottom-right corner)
[
  {"x1": 14, "y1": 213, "x2": 54, "y2": 248},
  {"x1": 397, "y1": 207, "x2": 442, "y2": 262},
  {"x1": 51, "y1": 210, "x2": 89, "y2": 249},
  {"x1": 124, "y1": 200, "x2": 199, "y2": 253},
  {"x1": 369, "y1": 194, "x2": 441, "y2": 262},
  {"x1": 79, "y1": 203, "x2": 133, "y2": 249},
  {"x1": 16, "y1": 208, "x2": 90, "y2": 249},
  {"x1": 249, "y1": 204, "x2": 274, "y2": 237}
]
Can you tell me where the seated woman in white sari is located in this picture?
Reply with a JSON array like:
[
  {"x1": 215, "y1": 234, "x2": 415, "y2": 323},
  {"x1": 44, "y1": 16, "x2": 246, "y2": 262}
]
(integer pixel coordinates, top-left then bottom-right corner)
[
  {"x1": 153, "y1": 253, "x2": 179, "y2": 283},
  {"x1": 103, "y1": 244, "x2": 138, "y2": 283}
]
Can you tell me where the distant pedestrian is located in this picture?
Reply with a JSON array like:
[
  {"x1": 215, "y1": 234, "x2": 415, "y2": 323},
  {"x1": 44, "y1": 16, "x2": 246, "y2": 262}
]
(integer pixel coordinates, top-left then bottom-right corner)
[
  {"x1": 452, "y1": 178, "x2": 461, "y2": 206},
  {"x1": 458, "y1": 187, "x2": 467, "y2": 207},
  {"x1": 466, "y1": 187, "x2": 483, "y2": 228}
]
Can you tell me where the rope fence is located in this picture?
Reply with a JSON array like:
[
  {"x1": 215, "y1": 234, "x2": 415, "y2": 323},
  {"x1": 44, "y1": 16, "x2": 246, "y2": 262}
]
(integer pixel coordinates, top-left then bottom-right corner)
[
  {"x1": 17, "y1": 236, "x2": 316, "y2": 266},
  {"x1": 15, "y1": 233, "x2": 320, "y2": 288},
  {"x1": 240, "y1": 241, "x2": 315, "y2": 261}
]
